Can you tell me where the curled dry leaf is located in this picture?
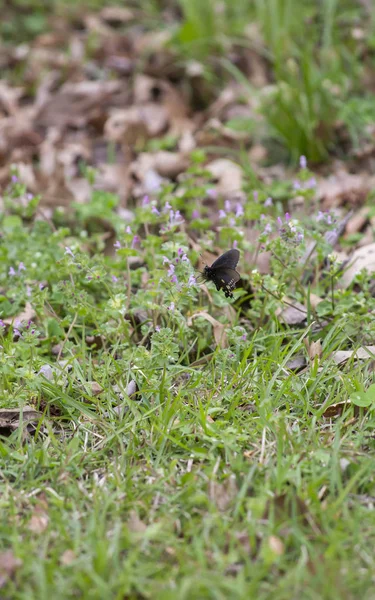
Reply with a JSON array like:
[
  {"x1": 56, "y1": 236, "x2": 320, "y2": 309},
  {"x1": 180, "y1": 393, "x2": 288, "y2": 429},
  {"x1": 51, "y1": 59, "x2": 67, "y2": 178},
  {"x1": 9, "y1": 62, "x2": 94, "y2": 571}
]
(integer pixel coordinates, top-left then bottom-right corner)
[
  {"x1": 0, "y1": 550, "x2": 22, "y2": 589},
  {"x1": 0, "y1": 406, "x2": 42, "y2": 437},
  {"x1": 304, "y1": 338, "x2": 322, "y2": 361},
  {"x1": 187, "y1": 311, "x2": 228, "y2": 348}
]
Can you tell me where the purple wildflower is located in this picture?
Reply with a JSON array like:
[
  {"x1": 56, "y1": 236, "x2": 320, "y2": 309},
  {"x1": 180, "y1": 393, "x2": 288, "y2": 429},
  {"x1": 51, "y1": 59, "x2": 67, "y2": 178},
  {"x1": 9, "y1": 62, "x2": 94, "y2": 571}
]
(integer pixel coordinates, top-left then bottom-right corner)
[
  {"x1": 300, "y1": 155, "x2": 307, "y2": 169},
  {"x1": 26, "y1": 285, "x2": 32, "y2": 297},
  {"x1": 114, "y1": 241, "x2": 121, "y2": 250},
  {"x1": 163, "y1": 256, "x2": 170, "y2": 264},
  {"x1": 142, "y1": 195, "x2": 150, "y2": 206},
  {"x1": 264, "y1": 197, "x2": 273, "y2": 207},
  {"x1": 240, "y1": 333, "x2": 247, "y2": 341},
  {"x1": 164, "y1": 201, "x2": 172, "y2": 212},
  {"x1": 8, "y1": 267, "x2": 16, "y2": 276},
  {"x1": 225, "y1": 200, "x2": 231, "y2": 213},
  {"x1": 253, "y1": 191, "x2": 259, "y2": 201},
  {"x1": 168, "y1": 263, "x2": 175, "y2": 277},
  {"x1": 306, "y1": 177, "x2": 316, "y2": 188},
  {"x1": 233, "y1": 240, "x2": 238, "y2": 249},
  {"x1": 39, "y1": 283, "x2": 44, "y2": 290},
  {"x1": 167, "y1": 301, "x2": 175, "y2": 311},
  {"x1": 206, "y1": 188, "x2": 217, "y2": 199},
  {"x1": 285, "y1": 212, "x2": 291, "y2": 221},
  {"x1": 18, "y1": 262, "x2": 26, "y2": 272},
  {"x1": 192, "y1": 209, "x2": 200, "y2": 219},
  {"x1": 277, "y1": 217, "x2": 283, "y2": 227},
  {"x1": 0, "y1": 319, "x2": 5, "y2": 328},
  {"x1": 65, "y1": 247, "x2": 74, "y2": 258},
  {"x1": 112, "y1": 275, "x2": 118, "y2": 283},
  {"x1": 131, "y1": 235, "x2": 140, "y2": 249},
  {"x1": 181, "y1": 253, "x2": 189, "y2": 262},
  {"x1": 219, "y1": 210, "x2": 226, "y2": 219},
  {"x1": 293, "y1": 180, "x2": 301, "y2": 190},
  {"x1": 264, "y1": 223, "x2": 272, "y2": 234},
  {"x1": 235, "y1": 203, "x2": 244, "y2": 217},
  {"x1": 11, "y1": 174, "x2": 18, "y2": 183},
  {"x1": 151, "y1": 206, "x2": 160, "y2": 215},
  {"x1": 26, "y1": 193, "x2": 34, "y2": 201},
  {"x1": 188, "y1": 274, "x2": 196, "y2": 287},
  {"x1": 171, "y1": 275, "x2": 178, "y2": 284},
  {"x1": 125, "y1": 226, "x2": 132, "y2": 234},
  {"x1": 178, "y1": 248, "x2": 183, "y2": 256}
]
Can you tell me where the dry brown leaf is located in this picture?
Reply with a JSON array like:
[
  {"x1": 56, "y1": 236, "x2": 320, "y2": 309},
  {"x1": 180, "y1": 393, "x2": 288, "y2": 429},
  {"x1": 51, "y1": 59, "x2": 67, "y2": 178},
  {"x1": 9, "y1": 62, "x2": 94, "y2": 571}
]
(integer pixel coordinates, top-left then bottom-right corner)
[
  {"x1": 205, "y1": 158, "x2": 244, "y2": 199},
  {"x1": 304, "y1": 338, "x2": 322, "y2": 361},
  {"x1": 209, "y1": 476, "x2": 237, "y2": 511},
  {"x1": 0, "y1": 550, "x2": 22, "y2": 589},
  {"x1": 340, "y1": 243, "x2": 375, "y2": 288},
  {"x1": 152, "y1": 151, "x2": 189, "y2": 178},
  {"x1": 127, "y1": 510, "x2": 147, "y2": 534},
  {"x1": 28, "y1": 508, "x2": 49, "y2": 534},
  {"x1": 319, "y1": 168, "x2": 374, "y2": 209},
  {"x1": 100, "y1": 6, "x2": 134, "y2": 23},
  {"x1": 322, "y1": 400, "x2": 358, "y2": 419},
  {"x1": 345, "y1": 206, "x2": 370, "y2": 235},
  {"x1": 331, "y1": 346, "x2": 375, "y2": 365},
  {"x1": 188, "y1": 312, "x2": 228, "y2": 348},
  {"x1": 0, "y1": 406, "x2": 41, "y2": 436},
  {"x1": 267, "y1": 535, "x2": 285, "y2": 556},
  {"x1": 60, "y1": 549, "x2": 76, "y2": 566},
  {"x1": 3, "y1": 302, "x2": 36, "y2": 327},
  {"x1": 276, "y1": 299, "x2": 307, "y2": 326}
]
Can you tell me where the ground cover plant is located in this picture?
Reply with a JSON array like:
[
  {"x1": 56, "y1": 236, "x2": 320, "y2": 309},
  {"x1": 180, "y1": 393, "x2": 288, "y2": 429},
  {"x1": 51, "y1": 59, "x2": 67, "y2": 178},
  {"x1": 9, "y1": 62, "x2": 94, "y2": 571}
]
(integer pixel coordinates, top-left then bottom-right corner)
[{"x1": 1, "y1": 1, "x2": 375, "y2": 598}]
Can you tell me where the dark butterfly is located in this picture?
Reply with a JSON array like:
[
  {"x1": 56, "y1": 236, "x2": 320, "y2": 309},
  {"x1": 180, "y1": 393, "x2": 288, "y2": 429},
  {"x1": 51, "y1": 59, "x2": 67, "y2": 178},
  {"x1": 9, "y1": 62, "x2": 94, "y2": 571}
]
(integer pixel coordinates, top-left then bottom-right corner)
[{"x1": 202, "y1": 249, "x2": 240, "y2": 298}]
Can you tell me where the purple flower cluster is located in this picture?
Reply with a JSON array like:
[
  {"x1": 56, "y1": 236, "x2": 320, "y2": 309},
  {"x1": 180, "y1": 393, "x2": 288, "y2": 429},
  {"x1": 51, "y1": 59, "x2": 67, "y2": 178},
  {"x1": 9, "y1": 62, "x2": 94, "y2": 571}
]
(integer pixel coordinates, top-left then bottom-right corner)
[
  {"x1": 8, "y1": 263, "x2": 26, "y2": 277},
  {"x1": 163, "y1": 249, "x2": 196, "y2": 290},
  {"x1": 218, "y1": 200, "x2": 245, "y2": 224}
]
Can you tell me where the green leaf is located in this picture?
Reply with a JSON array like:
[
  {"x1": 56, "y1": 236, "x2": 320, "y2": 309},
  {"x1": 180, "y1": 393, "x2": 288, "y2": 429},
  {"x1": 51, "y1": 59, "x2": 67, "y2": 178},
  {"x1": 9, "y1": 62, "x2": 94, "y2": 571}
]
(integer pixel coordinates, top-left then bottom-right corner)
[{"x1": 349, "y1": 392, "x2": 372, "y2": 407}]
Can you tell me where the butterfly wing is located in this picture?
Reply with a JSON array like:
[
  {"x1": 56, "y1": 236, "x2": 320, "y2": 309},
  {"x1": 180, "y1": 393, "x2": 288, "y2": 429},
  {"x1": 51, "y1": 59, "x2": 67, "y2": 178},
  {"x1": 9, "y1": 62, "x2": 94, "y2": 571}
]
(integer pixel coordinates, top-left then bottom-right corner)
[
  {"x1": 210, "y1": 267, "x2": 241, "y2": 297},
  {"x1": 210, "y1": 249, "x2": 239, "y2": 270}
]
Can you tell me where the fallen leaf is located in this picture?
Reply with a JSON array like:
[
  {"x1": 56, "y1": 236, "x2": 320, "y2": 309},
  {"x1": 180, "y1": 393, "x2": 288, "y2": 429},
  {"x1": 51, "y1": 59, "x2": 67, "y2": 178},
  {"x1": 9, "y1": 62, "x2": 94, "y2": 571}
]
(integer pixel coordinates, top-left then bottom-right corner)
[
  {"x1": 60, "y1": 549, "x2": 76, "y2": 566},
  {"x1": 267, "y1": 535, "x2": 285, "y2": 556},
  {"x1": 127, "y1": 510, "x2": 147, "y2": 533},
  {"x1": 345, "y1": 206, "x2": 370, "y2": 235},
  {"x1": 276, "y1": 299, "x2": 307, "y2": 326},
  {"x1": 0, "y1": 406, "x2": 41, "y2": 437},
  {"x1": 340, "y1": 243, "x2": 375, "y2": 288},
  {"x1": 206, "y1": 158, "x2": 244, "y2": 199},
  {"x1": 0, "y1": 550, "x2": 22, "y2": 589},
  {"x1": 331, "y1": 346, "x2": 375, "y2": 365},
  {"x1": 304, "y1": 338, "x2": 322, "y2": 361},
  {"x1": 187, "y1": 311, "x2": 228, "y2": 348},
  {"x1": 28, "y1": 507, "x2": 49, "y2": 534},
  {"x1": 209, "y1": 476, "x2": 237, "y2": 511}
]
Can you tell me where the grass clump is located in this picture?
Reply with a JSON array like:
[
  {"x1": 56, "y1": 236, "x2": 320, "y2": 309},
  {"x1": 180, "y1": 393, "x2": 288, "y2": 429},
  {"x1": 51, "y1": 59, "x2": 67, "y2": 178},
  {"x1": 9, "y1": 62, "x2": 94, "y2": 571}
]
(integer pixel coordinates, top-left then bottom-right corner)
[{"x1": 1, "y1": 160, "x2": 375, "y2": 598}]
